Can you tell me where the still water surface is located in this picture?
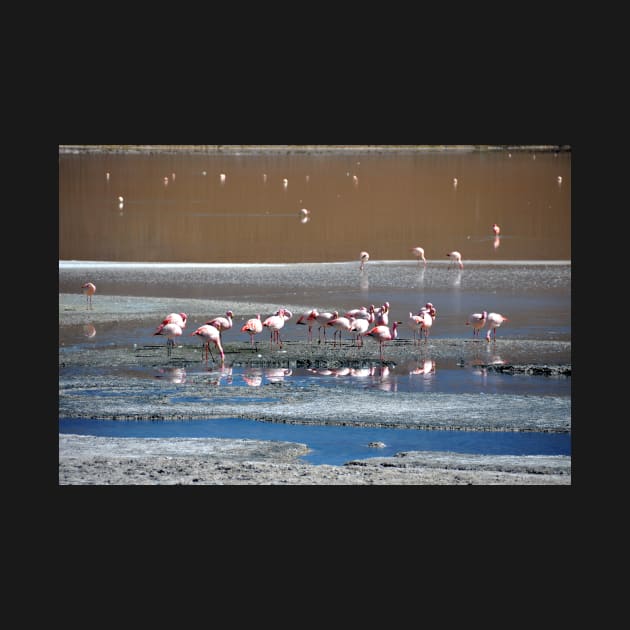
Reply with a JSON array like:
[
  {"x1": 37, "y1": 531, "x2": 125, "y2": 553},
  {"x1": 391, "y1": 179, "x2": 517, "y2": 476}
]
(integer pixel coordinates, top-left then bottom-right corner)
[{"x1": 59, "y1": 147, "x2": 570, "y2": 263}]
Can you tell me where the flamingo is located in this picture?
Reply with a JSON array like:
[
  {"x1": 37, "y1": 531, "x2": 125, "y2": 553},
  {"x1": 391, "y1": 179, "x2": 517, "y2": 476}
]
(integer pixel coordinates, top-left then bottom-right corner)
[
  {"x1": 421, "y1": 302, "x2": 437, "y2": 319},
  {"x1": 154, "y1": 322, "x2": 183, "y2": 356},
  {"x1": 359, "y1": 251, "x2": 370, "y2": 271},
  {"x1": 465, "y1": 311, "x2": 488, "y2": 338},
  {"x1": 349, "y1": 317, "x2": 370, "y2": 347},
  {"x1": 366, "y1": 321, "x2": 402, "y2": 361},
  {"x1": 326, "y1": 316, "x2": 353, "y2": 347},
  {"x1": 411, "y1": 246, "x2": 426, "y2": 266},
  {"x1": 315, "y1": 310, "x2": 338, "y2": 344},
  {"x1": 81, "y1": 282, "x2": 96, "y2": 309},
  {"x1": 373, "y1": 302, "x2": 390, "y2": 326},
  {"x1": 241, "y1": 314, "x2": 263, "y2": 351},
  {"x1": 262, "y1": 309, "x2": 286, "y2": 348},
  {"x1": 417, "y1": 310, "x2": 433, "y2": 341},
  {"x1": 492, "y1": 223, "x2": 501, "y2": 236},
  {"x1": 408, "y1": 312, "x2": 424, "y2": 345},
  {"x1": 276, "y1": 308, "x2": 293, "y2": 322},
  {"x1": 296, "y1": 309, "x2": 318, "y2": 342},
  {"x1": 190, "y1": 324, "x2": 225, "y2": 362},
  {"x1": 344, "y1": 306, "x2": 371, "y2": 321},
  {"x1": 206, "y1": 310, "x2": 233, "y2": 341},
  {"x1": 157, "y1": 312, "x2": 188, "y2": 331},
  {"x1": 447, "y1": 251, "x2": 464, "y2": 269},
  {"x1": 485, "y1": 312, "x2": 509, "y2": 342}
]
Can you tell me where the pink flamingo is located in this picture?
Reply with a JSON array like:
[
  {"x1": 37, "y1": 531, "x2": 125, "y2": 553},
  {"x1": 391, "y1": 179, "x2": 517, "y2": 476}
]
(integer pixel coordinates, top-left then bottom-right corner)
[
  {"x1": 81, "y1": 282, "x2": 96, "y2": 309},
  {"x1": 157, "y1": 312, "x2": 188, "y2": 330},
  {"x1": 492, "y1": 223, "x2": 501, "y2": 236},
  {"x1": 315, "y1": 310, "x2": 338, "y2": 344},
  {"x1": 344, "y1": 306, "x2": 371, "y2": 321},
  {"x1": 417, "y1": 310, "x2": 433, "y2": 341},
  {"x1": 241, "y1": 314, "x2": 263, "y2": 351},
  {"x1": 349, "y1": 317, "x2": 370, "y2": 347},
  {"x1": 447, "y1": 251, "x2": 464, "y2": 269},
  {"x1": 206, "y1": 310, "x2": 233, "y2": 341},
  {"x1": 408, "y1": 312, "x2": 424, "y2": 345},
  {"x1": 359, "y1": 251, "x2": 370, "y2": 271},
  {"x1": 296, "y1": 309, "x2": 319, "y2": 342},
  {"x1": 366, "y1": 321, "x2": 402, "y2": 361},
  {"x1": 262, "y1": 309, "x2": 286, "y2": 348},
  {"x1": 411, "y1": 247, "x2": 426, "y2": 266},
  {"x1": 326, "y1": 316, "x2": 353, "y2": 346},
  {"x1": 154, "y1": 322, "x2": 183, "y2": 356},
  {"x1": 190, "y1": 324, "x2": 225, "y2": 362},
  {"x1": 373, "y1": 302, "x2": 390, "y2": 326},
  {"x1": 421, "y1": 302, "x2": 437, "y2": 319},
  {"x1": 485, "y1": 312, "x2": 509, "y2": 342},
  {"x1": 465, "y1": 311, "x2": 487, "y2": 338}
]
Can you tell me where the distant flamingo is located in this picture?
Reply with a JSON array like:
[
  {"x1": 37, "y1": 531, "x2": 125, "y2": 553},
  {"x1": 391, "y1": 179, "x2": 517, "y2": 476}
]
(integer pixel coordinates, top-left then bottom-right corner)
[
  {"x1": 366, "y1": 321, "x2": 402, "y2": 361},
  {"x1": 492, "y1": 223, "x2": 501, "y2": 236},
  {"x1": 296, "y1": 309, "x2": 318, "y2": 342},
  {"x1": 359, "y1": 251, "x2": 370, "y2": 271},
  {"x1": 326, "y1": 316, "x2": 353, "y2": 347},
  {"x1": 485, "y1": 312, "x2": 509, "y2": 342},
  {"x1": 344, "y1": 306, "x2": 372, "y2": 321},
  {"x1": 81, "y1": 282, "x2": 96, "y2": 309},
  {"x1": 206, "y1": 310, "x2": 233, "y2": 341},
  {"x1": 154, "y1": 322, "x2": 183, "y2": 356},
  {"x1": 315, "y1": 310, "x2": 338, "y2": 344},
  {"x1": 241, "y1": 314, "x2": 263, "y2": 351},
  {"x1": 262, "y1": 309, "x2": 286, "y2": 348},
  {"x1": 190, "y1": 324, "x2": 225, "y2": 362},
  {"x1": 447, "y1": 251, "x2": 464, "y2": 269},
  {"x1": 465, "y1": 311, "x2": 488, "y2": 338},
  {"x1": 411, "y1": 246, "x2": 426, "y2": 266}
]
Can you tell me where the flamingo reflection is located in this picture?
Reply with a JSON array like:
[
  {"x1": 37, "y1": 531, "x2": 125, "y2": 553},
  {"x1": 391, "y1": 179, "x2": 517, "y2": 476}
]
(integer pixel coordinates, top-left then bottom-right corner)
[
  {"x1": 155, "y1": 367, "x2": 187, "y2": 384},
  {"x1": 83, "y1": 324, "x2": 96, "y2": 338}
]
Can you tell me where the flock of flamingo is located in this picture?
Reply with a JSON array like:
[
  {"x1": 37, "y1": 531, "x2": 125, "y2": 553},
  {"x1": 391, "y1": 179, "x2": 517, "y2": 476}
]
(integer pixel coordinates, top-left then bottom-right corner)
[{"x1": 80, "y1": 224, "x2": 508, "y2": 363}]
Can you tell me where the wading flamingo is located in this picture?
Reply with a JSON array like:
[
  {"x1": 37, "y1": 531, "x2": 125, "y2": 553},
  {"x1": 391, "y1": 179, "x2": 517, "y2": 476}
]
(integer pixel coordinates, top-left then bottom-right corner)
[
  {"x1": 359, "y1": 251, "x2": 370, "y2": 271},
  {"x1": 206, "y1": 310, "x2": 233, "y2": 341},
  {"x1": 366, "y1": 321, "x2": 402, "y2": 361},
  {"x1": 417, "y1": 310, "x2": 433, "y2": 341},
  {"x1": 190, "y1": 324, "x2": 225, "y2": 362},
  {"x1": 157, "y1": 312, "x2": 188, "y2": 331},
  {"x1": 315, "y1": 310, "x2": 338, "y2": 344},
  {"x1": 492, "y1": 223, "x2": 501, "y2": 236},
  {"x1": 326, "y1": 316, "x2": 353, "y2": 347},
  {"x1": 408, "y1": 312, "x2": 424, "y2": 345},
  {"x1": 447, "y1": 251, "x2": 464, "y2": 269},
  {"x1": 296, "y1": 309, "x2": 318, "y2": 342},
  {"x1": 411, "y1": 247, "x2": 426, "y2": 266},
  {"x1": 81, "y1": 282, "x2": 96, "y2": 309},
  {"x1": 420, "y1": 302, "x2": 437, "y2": 319},
  {"x1": 241, "y1": 314, "x2": 263, "y2": 351},
  {"x1": 349, "y1": 317, "x2": 370, "y2": 347},
  {"x1": 262, "y1": 309, "x2": 287, "y2": 348},
  {"x1": 154, "y1": 322, "x2": 183, "y2": 356},
  {"x1": 485, "y1": 312, "x2": 509, "y2": 342},
  {"x1": 465, "y1": 311, "x2": 487, "y2": 338}
]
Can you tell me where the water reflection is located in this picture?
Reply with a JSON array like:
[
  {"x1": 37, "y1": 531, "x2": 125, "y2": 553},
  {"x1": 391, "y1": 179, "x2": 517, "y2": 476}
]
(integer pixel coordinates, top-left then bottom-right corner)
[
  {"x1": 155, "y1": 367, "x2": 187, "y2": 383},
  {"x1": 493, "y1": 235, "x2": 501, "y2": 250},
  {"x1": 83, "y1": 324, "x2": 96, "y2": 338}
]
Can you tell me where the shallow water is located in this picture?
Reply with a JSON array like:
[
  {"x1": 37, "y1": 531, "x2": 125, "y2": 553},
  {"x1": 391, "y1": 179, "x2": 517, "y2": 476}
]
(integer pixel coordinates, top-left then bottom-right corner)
[{"x1": 59, "y1": 418, "x2": 571, "y2": 466}]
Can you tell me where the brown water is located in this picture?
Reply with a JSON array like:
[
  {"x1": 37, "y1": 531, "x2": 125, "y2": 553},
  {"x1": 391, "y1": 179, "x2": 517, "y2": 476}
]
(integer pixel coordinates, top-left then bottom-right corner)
[{"x1": 59, "y1": 147, "x2": 571, "y2": 263}]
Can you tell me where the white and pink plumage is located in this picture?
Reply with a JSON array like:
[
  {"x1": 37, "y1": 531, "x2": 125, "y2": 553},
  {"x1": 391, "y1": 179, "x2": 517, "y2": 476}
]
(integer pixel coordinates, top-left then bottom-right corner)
[
  {"x1": 296, "y1": 309, "x2": 319, "y2": 342},
  {"x1": 206, "y1": 310, "x2": 233, "y2": 340},
  {"x1": 485, "y1": 312, "x2": 509, "y2": 342},
  {"x1": 359, "y1": 251, "x2": 370, "y2": 271},
  {"x1": 157, "y1": 312, "x2": 188, "y2": 330},
  {"x1": 492, "y1": 223, "x2": 501, "y2": 236},
  {"x1": 315, "y1": 310, "x2": 339, "y2": 344},
  {"x1": 408, "y1": 312, "x2": 425, "y2": 345},
  {"x1": 262, "y1": 309, "x2": 287, "y2": 348},
  {"x1": 366, "y1": 321, "x2": 402, "y2": 361},
  {"x1": 349, "y1": 317, "x2": 370, "y2": 347},
  {"x1": 417, "y1": 310, "x2": 433, "y2": 341},
  {"x1": 241, "y1": 314, "x2": 263, "y2": 351},
  {"x1": 81, "y1": 282, "x2": 96, "y2": 309},
  {"x1": 465, "y1": 311, "x2": 487, "y2": 338},
  {"x1": 447, "y1": 251, "x2": 464, "y2": 269},
  {"x1": 411, "y1": 247, "x2": 426, "y2": 266},
  {"x1": 326, "y1": 316, "x2": 353, "y2": 347},
  {"x1": 190, "y1": 324, "x2": 225, "y2": 362},
  {"x1": 154, "y1": 322, "x2": 183, "y2": 356}
]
